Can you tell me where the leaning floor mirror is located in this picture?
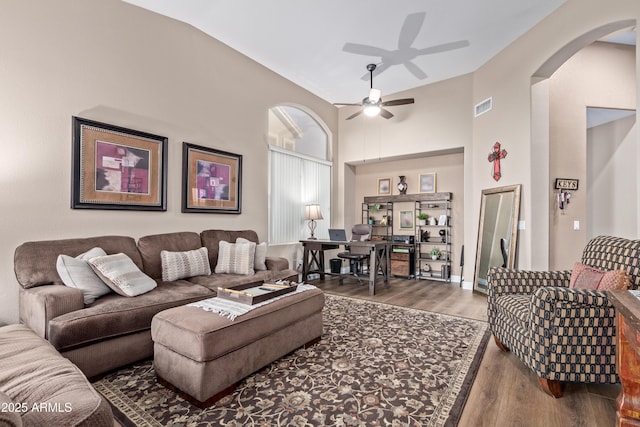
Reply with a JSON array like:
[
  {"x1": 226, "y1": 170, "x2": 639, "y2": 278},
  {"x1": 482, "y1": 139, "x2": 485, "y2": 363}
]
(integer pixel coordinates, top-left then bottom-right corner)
[{"x1": 473, "y1": 184, "x2": 522, "y2": 294}]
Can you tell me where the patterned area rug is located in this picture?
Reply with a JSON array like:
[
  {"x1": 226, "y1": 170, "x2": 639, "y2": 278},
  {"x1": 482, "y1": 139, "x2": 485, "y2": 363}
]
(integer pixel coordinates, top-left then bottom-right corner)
[{"x1": 94, "y1": 294, "x2": 489, "y2": 426}]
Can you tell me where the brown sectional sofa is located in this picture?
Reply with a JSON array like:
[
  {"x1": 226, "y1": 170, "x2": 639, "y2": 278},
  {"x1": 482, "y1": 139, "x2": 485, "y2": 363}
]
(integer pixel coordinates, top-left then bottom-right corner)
[{"x1": 14, "y1": 229, "x2": 297, "y2": 378}]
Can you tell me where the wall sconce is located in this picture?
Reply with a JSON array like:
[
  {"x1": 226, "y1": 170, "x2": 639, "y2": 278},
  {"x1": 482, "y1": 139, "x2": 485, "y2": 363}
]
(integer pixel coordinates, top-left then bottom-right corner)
[{"x1": 304, "y1": 204, "x2": 323, "y2": 240}]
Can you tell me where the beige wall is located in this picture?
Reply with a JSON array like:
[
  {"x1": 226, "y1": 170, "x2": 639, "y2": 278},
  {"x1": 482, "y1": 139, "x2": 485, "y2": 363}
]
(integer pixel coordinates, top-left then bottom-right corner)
[
  {"x1": 337, "y1": 0, "x2": 639, "y2": 285},
  {"x1": 352, "y1": 153, "x2": 464, "y2": 278},
  {"x1": 472, "y1": 0, "x2": 639, "y2": 273},
  {"x1": 2, "y1": 0, "x2": 639, "y2": 324},
  {"x1": 587, "y1": 115, "x2": 637, "y2": 240},
  {"x1": 548, "y1": 42, "x2": 636, "y2": 269},
  {"x1": 0, "y1": 0, "x2": 337, "y2": 325},
  {"x1": 338, "y1": 74, "x2": 473, "y2": 282}
]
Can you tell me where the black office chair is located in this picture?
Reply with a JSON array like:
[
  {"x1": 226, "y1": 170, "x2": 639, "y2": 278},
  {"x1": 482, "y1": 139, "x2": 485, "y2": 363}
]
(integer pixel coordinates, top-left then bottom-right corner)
[{"x1": 337, "y1": 224, "x2": 372, "y2": 284}]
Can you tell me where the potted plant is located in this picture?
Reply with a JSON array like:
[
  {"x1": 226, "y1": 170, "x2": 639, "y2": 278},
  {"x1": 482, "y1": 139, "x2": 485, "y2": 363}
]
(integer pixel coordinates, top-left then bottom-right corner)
[
  {"x1": 417, "y1": 213, "x2": 428, "y2": 226},
  {"x1": 430, "y1": 247, "x2": 441, "y2": 260},
  {"x1": 370, "y1": 203, "x2": 382, "y2": 213}
]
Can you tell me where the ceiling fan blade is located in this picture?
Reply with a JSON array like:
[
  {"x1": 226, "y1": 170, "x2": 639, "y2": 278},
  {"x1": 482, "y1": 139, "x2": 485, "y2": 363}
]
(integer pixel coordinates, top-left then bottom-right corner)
[
  {"x1": 346, "y1": 110, "x2": 363, "y2": 120},
  {"x1": 381, "y1": 98, "x2": 415, "y2": 107},
  {"x1": 333, "y1": 103, "x2": 362, "y2": 106},
  {"x1": 343, "y1": 42, "x2": 391, "y2": 57},
  {"x1": 398, "y1": 12, "x2": 426, "y2": 49},
  {"x1": 404, "y1": 61, "x2": 428, "y2": 80},
  {"x1": 379, "y1": 108, "x2": 394, "y2": 119},
  {"x1": 417, "y1": 40, "x2": 470, "y2": 56}
]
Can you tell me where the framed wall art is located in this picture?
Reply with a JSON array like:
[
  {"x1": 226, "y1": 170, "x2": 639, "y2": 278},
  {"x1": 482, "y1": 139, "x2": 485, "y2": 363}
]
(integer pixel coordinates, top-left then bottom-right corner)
[
  {"x1": 71, "y1": 116, "x2": 167, "y2": 211},
  {"x1": 182, "y1": 142, "x2": 242, "y2": 214},
  {"x1": 419, "y1": 172, "x2": 436, "y2": 193},
  {"x1": 399, "y1": 210, "x2": 414, "y2": 229},
  {"x1": 377, "y1": 177, "x2": 391, "y2": 195}
]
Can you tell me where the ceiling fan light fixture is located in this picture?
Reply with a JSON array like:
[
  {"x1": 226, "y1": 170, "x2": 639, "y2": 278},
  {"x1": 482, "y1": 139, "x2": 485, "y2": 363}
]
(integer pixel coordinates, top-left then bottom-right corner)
[
  {"x1": 369, "y1": 88, "x2": 381, "y2": 103},
  {"x1": 363, "y1": 104, "x2": 381, "y2": 117}
]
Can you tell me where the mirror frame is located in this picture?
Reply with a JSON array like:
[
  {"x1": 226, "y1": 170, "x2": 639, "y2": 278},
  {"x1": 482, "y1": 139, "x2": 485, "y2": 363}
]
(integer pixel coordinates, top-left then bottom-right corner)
[{"x1": 473, "y1": 184, "x2": 522, "y2": 294}]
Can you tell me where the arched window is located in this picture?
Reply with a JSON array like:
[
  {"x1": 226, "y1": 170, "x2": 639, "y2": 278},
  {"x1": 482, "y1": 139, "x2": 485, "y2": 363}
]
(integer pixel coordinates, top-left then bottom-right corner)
[{"x1": 268, "y1": 105, "x2": 331, "y2": 244}]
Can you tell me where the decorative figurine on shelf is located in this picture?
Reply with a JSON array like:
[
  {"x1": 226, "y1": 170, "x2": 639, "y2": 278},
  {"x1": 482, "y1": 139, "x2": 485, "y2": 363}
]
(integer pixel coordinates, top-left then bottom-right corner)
[
  {"x1": 421, "y1": 230, "x2": 430, "y2": 242},
  {"x1": 439, "y1": 229, "x2": 446, "y2": 243},
  {"x1": 397, "y1": 176, "x2": 408, "y2": 194}
]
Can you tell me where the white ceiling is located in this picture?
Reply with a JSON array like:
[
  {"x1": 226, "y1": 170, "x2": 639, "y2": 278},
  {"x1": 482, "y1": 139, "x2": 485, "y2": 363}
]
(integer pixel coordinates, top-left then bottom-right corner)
[{"x1": 123, "y1": 0, "x2": 569, "y2": 104}]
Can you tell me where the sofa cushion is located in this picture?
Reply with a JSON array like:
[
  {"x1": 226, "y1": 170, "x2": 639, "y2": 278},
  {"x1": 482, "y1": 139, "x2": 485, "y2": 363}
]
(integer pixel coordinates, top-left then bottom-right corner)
[
  {"x1": 0, "y1": 324, "x2": 113, "y2": 427},
  {"x1": 14, "y1": 236, "x2": 141, "y2": 289},
  {"x1": 138, "y1": 232, "x2": 203, "y2": 280},
  {"x1": 88, "y1": 253, "x2": 157, "y2": 297},
  {"x1": 237, "y1": 237, "x2": 267, "y2": 270},
  {"x1": 569, "y1": 262, "x2": 631, "y2": 291},
  {"x1": 47, "y1": 281, "x2": 213, "y2": 351},
  {"x1": 161, "y1": 247, "x2": 211, "y2": 281},
  {"x1": 215, "y1": 241, "x2": 256, "y2": 275},
  {"x1": 56, "y1": 247, "x2": 112, "y2": 304},
  {"x1": 201, "y1": 229, "x2": 259, "y2": 269}
]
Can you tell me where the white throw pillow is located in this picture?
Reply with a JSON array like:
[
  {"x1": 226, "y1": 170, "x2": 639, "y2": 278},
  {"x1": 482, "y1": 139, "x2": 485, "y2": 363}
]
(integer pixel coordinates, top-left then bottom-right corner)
[
  {"x1": 88, "y1": 253, "x2": 157, "y2": 297},
  {"x1": 236, "y1": 237, "x2": 267, "y2": 270},
  {"x1": 215, "y1": 241, "x2": 256, "y2": 275},
  {"x1": 161, "y1": 247, "x2": 211, "y2": 281},
  {"x1": 56, "y1": 247, "x2": 112, "y2": 305}
]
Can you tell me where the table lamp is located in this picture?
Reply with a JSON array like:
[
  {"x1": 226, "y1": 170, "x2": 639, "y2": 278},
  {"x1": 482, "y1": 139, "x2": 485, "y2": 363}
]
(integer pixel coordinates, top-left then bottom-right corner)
[{"x1": 304, "y1": 204, "x2": 323, "y2": 240}]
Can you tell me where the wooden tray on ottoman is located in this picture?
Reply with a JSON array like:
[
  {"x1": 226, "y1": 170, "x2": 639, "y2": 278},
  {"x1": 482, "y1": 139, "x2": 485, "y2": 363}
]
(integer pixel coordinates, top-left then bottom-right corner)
[{"x1": 217, "y1": 281, "x2": 298, "y2": 305}]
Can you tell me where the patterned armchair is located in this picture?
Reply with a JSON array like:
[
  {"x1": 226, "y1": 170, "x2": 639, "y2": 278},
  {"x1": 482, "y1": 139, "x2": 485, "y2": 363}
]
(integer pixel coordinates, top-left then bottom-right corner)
[{"x1": 487, "y1": 235, "x2": 640, "y2": 398}]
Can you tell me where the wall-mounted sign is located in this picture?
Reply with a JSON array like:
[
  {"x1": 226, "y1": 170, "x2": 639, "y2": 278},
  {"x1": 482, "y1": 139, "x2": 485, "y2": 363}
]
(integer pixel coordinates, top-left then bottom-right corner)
[{"x1": 554, "y1": 178, "x2": 579, "y2": 191}]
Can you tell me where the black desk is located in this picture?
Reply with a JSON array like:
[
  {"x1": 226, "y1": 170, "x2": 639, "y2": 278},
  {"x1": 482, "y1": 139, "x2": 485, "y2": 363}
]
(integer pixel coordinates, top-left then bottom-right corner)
[{"x1": 300, "y1": 239, "x2": 391, "y2": 296}]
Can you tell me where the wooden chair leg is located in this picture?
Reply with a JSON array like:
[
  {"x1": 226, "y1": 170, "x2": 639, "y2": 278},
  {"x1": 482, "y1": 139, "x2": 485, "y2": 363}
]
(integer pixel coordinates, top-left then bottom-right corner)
[
  {"x1": 493, "y1": 335, "x2": 510, "y2": 352},
  {"x1": 538, "y1": 377, "x2": 565, "y2": 398}
]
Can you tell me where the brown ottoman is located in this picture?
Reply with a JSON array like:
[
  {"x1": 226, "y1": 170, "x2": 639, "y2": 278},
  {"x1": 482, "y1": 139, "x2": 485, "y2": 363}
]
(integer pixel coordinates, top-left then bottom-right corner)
[{"x1": 151, "y1": 287, "x2": 324, "y2": 407}]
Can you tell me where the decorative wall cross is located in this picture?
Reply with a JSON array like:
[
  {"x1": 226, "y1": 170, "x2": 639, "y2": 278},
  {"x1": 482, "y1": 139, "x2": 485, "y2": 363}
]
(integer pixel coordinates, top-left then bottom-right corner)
[{"x1": 487, "y1": 142, "x2": 507, "y2": 181}]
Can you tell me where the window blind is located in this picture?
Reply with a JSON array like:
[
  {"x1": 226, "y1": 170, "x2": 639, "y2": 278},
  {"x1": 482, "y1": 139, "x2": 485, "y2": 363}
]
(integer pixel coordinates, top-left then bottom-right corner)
[{"x1": 269, "y1": 147, "x2": 331, "y2": 244}]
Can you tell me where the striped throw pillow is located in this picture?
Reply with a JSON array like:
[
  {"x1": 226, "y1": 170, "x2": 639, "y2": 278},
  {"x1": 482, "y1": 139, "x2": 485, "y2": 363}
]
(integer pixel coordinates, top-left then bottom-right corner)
[
  {"x1": 88, "y1": 253, "x2": 157, "y2": 297},
  {"x1": 214, "y1": 241, "x2": 256, "y2": 275},
  {"x1": 161, "y1": 247, "x2": 211, "y2": 281}
]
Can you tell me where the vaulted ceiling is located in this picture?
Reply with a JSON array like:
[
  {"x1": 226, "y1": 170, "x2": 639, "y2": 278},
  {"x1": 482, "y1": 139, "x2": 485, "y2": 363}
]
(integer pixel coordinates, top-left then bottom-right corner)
[{"x1": 123, "y1": 0, "x2": 569, "y2": 104}]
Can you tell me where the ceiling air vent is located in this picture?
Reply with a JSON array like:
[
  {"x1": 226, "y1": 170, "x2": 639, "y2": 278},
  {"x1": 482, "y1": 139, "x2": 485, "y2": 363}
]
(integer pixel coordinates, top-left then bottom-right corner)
[{"x1": 474, "y1": 97, "x2": 492, "y2": 117}]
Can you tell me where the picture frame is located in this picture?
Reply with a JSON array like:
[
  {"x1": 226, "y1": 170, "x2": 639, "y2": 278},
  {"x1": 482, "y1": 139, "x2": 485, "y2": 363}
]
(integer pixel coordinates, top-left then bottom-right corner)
[
  {"x1": 377, "y1": 177, "x2": 391, "y2": 195},
  {"x1": 182, "y1": 142, "x2": 242, "y2": 214},
  {"x1": 71, "y1": 116, "x2": 167, "y2": 211},
  {"x1": 399, "y1": 210, "x2": 414, "y2": 229},
  {"x1": 419, "y1": 172, "x2": 436, "y2": 193}
]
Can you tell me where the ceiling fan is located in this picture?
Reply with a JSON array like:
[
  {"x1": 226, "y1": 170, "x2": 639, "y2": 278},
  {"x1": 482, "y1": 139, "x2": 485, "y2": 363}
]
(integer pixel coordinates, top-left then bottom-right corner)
[
  {"x1": 334, "y1": 63, "x2": 415, "y2": 120},
  {"x1": 343, "y1": 12, "x2": 470, "y2": 81}
]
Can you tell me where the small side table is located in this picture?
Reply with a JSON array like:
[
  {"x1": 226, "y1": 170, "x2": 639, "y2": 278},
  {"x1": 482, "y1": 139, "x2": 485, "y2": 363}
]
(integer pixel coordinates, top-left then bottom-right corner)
[{"x1": 609, "y1": 290, "x2": 640, "y2": 427}]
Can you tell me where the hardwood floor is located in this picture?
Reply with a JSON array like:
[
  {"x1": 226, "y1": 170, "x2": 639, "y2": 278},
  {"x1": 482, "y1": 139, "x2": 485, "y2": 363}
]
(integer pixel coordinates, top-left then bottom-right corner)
[{"x1": 308, "y1": 275, "x2": 619, "y2": 427}]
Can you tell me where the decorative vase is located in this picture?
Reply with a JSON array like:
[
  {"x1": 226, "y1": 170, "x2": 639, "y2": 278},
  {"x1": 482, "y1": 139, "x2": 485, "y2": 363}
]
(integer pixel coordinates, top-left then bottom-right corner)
[
  {"x1": 429, "y1": 217, "x2": 437, "y2": 226},
  {"x1": 431, "y1": 254, "x2": 438, "y2": 260},
  {"x1": 397, "y1": 176, "x2": 408, "y2": 194}
]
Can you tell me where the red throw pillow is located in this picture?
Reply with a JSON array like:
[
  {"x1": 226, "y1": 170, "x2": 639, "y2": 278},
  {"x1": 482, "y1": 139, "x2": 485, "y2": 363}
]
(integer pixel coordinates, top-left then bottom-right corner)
[{"x1": 569, "y1": 262, "x2": 631, "y2": 291}]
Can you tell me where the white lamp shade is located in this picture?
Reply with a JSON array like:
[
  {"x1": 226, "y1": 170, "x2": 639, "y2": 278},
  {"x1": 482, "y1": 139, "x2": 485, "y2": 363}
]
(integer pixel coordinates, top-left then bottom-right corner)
[{"x1": 304, "y1": 204, "x2": 323, "y2": 220}]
